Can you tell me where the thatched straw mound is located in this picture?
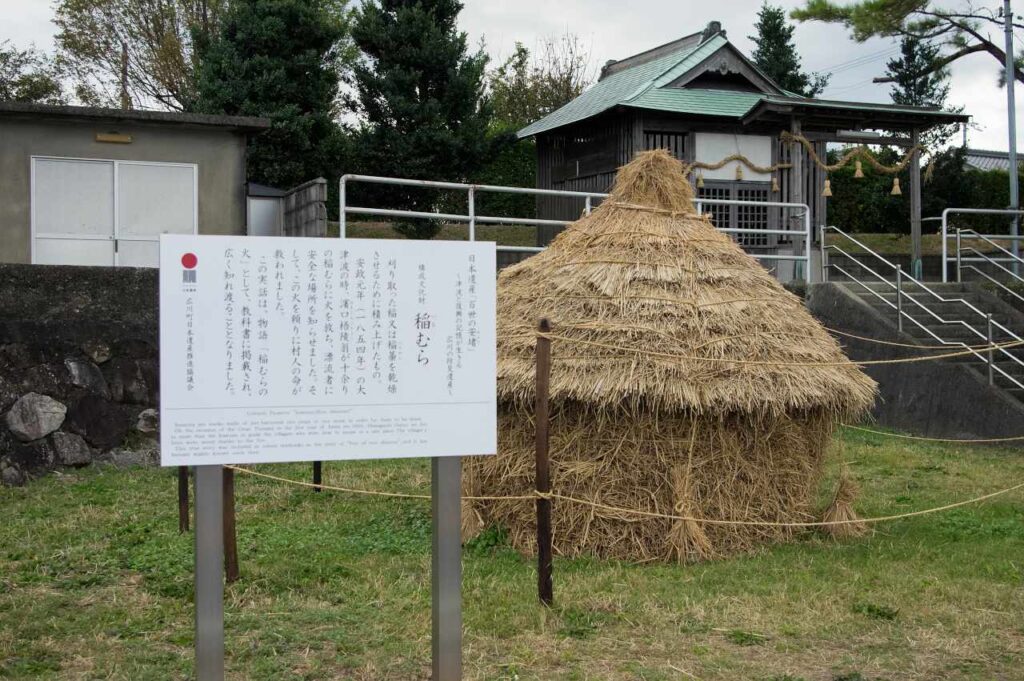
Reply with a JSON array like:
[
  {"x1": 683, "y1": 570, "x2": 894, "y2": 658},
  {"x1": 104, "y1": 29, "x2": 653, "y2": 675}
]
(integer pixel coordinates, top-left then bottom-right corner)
[
  {"x1": 494, "y1": 150, "x2": 876, "y2": 415},
  {"x1": 464, "y1": 149, "x2": 877, "y2": 561}
]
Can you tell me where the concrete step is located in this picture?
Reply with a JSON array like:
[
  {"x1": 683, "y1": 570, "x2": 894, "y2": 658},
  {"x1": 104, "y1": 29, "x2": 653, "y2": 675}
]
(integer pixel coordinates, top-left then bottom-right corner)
[
  {"x1": 839, "y1": 279, "x2": 970, "y2": 294},
  {"x1": 863, "y1": 307, "x2": 1014, "y2": 329}
]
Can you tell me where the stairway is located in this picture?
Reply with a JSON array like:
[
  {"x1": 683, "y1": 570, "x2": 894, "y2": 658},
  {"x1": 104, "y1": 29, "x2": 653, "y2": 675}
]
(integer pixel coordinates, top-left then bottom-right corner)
[{"x1": 838, "y1": 281, "x2": 1024, "y2": 404}]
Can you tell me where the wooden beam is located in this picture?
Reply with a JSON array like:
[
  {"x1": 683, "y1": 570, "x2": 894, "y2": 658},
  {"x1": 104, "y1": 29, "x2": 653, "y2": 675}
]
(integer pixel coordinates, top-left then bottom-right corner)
[
  {"x1": 802, "y1": 131, "x2": 915, "y2": 147},
  {"x1": 789, "y1": 117, "x2": 804, "y2": 216},
  {"x1": 910, "y1": 128, "x2": 923, "y2": 273}
]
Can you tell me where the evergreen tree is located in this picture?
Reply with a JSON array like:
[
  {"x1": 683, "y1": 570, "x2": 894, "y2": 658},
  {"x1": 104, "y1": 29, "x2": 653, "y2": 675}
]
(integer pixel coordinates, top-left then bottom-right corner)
[
  {"x1": 350, "y1": 0, "x2": 491, "y2": 239},
  {"x1": 793, "y1": 1, "x2": 1024, "y2": 87},
  {"x1": 749, "y1": 2, "x2": 829, "y2": 97},
  {"x1": 194, "y1": 0, "x2": 352, "y2": 189},
  {"x1": 887, "y1": 36, "x2": 949, "y2": 108},
  {"x1": 884, "y1": 36, "x2": 961, "y2": 148}
]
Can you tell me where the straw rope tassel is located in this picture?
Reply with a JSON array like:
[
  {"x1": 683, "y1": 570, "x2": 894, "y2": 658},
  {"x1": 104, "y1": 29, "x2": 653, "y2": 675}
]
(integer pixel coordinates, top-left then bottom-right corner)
[
  {"x1": 820, "y1": 450, "x2": 867, "y2": 539},
  {"x1": 668, "y1": 425, "x2": 712, "y2": 562}
]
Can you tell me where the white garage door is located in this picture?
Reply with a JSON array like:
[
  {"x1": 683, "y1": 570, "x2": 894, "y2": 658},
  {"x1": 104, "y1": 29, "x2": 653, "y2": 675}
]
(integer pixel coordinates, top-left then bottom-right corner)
[{"x1": 32, "y1": 157, "x2": 198, "y2": 267}]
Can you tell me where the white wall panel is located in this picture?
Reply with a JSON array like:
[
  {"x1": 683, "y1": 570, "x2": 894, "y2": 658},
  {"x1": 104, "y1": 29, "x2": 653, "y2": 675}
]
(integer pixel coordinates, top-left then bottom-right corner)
[
  {"x1": 118, "y1": 163, "x2": 197, "y2": 237},
  {"x1": 34, "y1": 238, "x2": 114, "y2": 266},
  {"x1": 694, "y1": 133, "x2": 772, "y2": 182},
  {"x1": 33, "y1": 159, "x2": 114, "y2": 236}
]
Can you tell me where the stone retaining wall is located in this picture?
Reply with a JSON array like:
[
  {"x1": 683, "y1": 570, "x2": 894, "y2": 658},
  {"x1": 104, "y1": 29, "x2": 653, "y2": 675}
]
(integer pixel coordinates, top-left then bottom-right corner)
[{"x1": 0, "y1": 264, "x2": 159, "y2": 485}]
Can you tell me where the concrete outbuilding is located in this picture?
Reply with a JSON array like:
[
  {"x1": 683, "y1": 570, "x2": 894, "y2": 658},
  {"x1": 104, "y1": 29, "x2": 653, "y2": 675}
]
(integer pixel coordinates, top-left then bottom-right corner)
[{"x1": 0, "y1": 102, "x2": 270, "y2": 267}]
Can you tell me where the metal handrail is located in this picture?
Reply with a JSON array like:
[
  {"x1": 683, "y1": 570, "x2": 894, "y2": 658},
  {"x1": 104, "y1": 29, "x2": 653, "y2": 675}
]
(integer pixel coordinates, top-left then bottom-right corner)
[
  {"x1": 940, "y1": 208, "x2": 1024, "y2": 281},
  {"x1": 339, "y1": 174, "x2": 813, "y2": 282},
  {"x1": 958, "y1": 246, "x2": 1024, "y2": 304},
  {"x1": 823, "y1": 225, "x2": 1024, "y2": 390},
  {"x1": 958, "y1": 229, "x2": 1024, "y2": 267}
]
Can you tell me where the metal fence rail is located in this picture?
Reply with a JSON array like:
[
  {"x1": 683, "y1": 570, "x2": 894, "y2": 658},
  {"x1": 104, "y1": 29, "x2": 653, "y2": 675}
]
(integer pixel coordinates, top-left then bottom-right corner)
[
  {"x1": 339, "y1": 174, "x2": 813, "y2": 282},
  {"x1": 941, "y1": 208, "x2": 1024, "y2": 282},
  {"x1": 823, "y1": 224, "x2": 1024, "y2": 389},
  {"x1": 952, "y1": 229, "x2": 1024, "y2": 303}
]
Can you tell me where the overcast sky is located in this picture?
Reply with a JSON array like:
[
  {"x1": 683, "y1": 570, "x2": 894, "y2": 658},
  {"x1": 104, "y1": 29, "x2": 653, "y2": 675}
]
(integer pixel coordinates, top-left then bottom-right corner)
[{"x1": 1, "y1": 0, "x2": 1020, "y2": 151}]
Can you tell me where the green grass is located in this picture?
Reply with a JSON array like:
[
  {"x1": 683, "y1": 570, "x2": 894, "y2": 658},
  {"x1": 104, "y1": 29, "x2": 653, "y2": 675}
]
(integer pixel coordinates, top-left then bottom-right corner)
[
  {"x1": 329, "y1": 220, "x2": 538, "y2": 247},
  {"x1": 2, "y1": 430, "x2": 1024, "y2": 679},
  {"x1": 826, "y1": 232, "x2": 1016, "y2": 257}
]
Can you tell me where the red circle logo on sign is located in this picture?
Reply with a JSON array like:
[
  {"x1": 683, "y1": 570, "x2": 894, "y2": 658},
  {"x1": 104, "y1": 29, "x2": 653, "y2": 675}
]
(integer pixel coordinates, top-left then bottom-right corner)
[{"x1": 181, "y1": 253, "x2": 198, "y2": 269}]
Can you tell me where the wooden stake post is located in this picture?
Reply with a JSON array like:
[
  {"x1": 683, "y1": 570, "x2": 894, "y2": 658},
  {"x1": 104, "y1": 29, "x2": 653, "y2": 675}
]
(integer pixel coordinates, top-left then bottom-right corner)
[
  {"x1": 313, "y1": 461, "x2": 322, "y2": 492},
  {"x1": 535, "y1": 318, "x2": 554, "y2": 606}
]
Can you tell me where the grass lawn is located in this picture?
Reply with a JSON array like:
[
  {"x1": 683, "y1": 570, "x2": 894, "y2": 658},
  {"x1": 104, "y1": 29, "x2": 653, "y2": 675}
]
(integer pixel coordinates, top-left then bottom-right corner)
[
  {"x1": 1, "y1": 430, "x2": 1023, "y2": 680},
  {"x1": 824, "y1": 232, "x2": 1018, "y2": 258}
]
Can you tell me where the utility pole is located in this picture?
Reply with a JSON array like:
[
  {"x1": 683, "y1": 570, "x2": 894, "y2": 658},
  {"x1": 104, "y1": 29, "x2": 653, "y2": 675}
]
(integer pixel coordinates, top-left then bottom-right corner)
[{"x1": 1004, "y1": 0, "x2": 1020, "y2": 269}]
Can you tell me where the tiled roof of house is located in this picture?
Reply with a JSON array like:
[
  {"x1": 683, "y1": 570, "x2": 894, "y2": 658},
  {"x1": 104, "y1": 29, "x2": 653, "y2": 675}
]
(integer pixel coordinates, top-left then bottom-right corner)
[{"x1": 964, "y1": 148, "x2": 1022, "y2": 172}]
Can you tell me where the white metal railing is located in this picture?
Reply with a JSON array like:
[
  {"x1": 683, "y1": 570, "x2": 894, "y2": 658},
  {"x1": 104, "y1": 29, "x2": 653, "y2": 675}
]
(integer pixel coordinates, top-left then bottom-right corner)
[
  {"x1": 953, "y1": 229, "x2": 1024, "y2": 303},
  {"x1": 823, "y1": 224, "x2": 1024, "y2": 389},
  {"x1": 338, "y1": 174, "x2": 813, "y2": 283},
  {"x1": 940, "y1": 208, "x2": 1024, "y2": 282}
]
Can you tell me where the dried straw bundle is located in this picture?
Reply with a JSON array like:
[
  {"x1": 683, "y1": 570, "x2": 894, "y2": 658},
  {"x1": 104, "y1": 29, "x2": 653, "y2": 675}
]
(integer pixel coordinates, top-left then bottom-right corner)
[
  {"x1": 820, "y1": 466, "x2": 868, "y2": 539},
  {"x1": 465, "y1": 149, "x2": 876, "y2": 561}
]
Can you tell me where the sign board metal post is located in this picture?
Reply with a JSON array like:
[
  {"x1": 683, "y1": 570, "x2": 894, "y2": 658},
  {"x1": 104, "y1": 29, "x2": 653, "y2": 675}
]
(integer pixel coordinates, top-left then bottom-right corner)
[
  {"x1": 431, "y1": 456, "x2": 462, "y2": 680},
  {"x1": 194, "y1": 465, "x2": 225, "y2": 681},
  {"x1": 178, "y1": 465, "x2": 190, "y2": 533},
  {"x1": 222, "y1": 468, "x2": 239, "y2": 583}
]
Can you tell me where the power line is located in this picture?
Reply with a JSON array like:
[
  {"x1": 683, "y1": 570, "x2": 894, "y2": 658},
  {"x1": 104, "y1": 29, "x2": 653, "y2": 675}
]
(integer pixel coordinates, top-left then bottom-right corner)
[{"x1": 822, "y1": 46, "x2": 901, "y2": 75}]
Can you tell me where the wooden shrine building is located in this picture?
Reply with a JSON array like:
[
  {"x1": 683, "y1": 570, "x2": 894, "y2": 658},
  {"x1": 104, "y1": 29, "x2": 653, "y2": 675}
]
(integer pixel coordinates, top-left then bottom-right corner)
[{"x1": 518, "y1": 21, "x2": 968, "y2": 277}]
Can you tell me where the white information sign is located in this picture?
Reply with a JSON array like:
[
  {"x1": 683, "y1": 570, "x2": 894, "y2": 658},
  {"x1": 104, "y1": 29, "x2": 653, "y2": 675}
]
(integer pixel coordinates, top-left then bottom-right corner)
[{"x1": 159, "y1": 234, "x2": 496, "y2": 466}]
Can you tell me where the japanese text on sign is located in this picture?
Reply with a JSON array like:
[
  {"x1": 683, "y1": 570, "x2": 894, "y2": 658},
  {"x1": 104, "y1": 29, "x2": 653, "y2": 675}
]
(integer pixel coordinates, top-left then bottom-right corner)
[{"x1": 159, "y1": 235, "x2": 496, "y2": 466}]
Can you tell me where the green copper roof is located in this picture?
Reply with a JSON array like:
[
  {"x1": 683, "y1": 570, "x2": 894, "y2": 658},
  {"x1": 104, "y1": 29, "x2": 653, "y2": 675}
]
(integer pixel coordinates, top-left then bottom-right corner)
[
  {"x1": 517, "y1": 34, "x2": 729, "y2": 138},
  {"x1": 518, "y1": 30, "x2": 968, "y2": 138},
  {"x1": 627, "y1": 88, "x2": 764, "y2": 118}
]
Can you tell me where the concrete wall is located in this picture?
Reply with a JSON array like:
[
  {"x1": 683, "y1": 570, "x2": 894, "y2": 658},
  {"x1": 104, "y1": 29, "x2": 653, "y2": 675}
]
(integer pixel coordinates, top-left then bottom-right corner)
[
  {"x1": 807, "y1": 282, "x2": 1024, "y2": 439},
  {"x1": 0, "y1": 117, "x2": 249, "y2": 263}
]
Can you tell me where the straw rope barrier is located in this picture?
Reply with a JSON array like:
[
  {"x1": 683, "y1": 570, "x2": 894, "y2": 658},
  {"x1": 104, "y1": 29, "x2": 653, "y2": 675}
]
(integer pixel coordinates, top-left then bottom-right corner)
[
  {"x1": 224, "y1": 465, "x2": 1024, "y2": 528},
  {"x1": 223, "y1": 465, "x2": 534, "y2": 501},
  {"x1": 535, "y1": 332, "x2": 1024, "y2": 367},
  {"x1": 821, "y1": 326, "x2": 1012, "y2": 350},
  {"x1": 841, "y1": 424, "x2": 1024, "y2": 443}
]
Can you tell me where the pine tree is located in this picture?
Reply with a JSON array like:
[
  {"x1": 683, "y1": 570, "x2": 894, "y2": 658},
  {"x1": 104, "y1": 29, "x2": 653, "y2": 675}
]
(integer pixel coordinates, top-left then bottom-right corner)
[
  {"x1": 883, "y1": 36, "x2": 961, "y2": 148},
  {"x1": 886, "y1": 36, "x2": 950, "y2": 108},
  {"x1": 194, "y1": 0, "x2": 352, "y2": 189},
  {"x1": 350, "y1": 0, "x2": 491, "y2": 238},
  {"x1": 749, "y1": 2, "x2": 829, "y2": 97}
]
